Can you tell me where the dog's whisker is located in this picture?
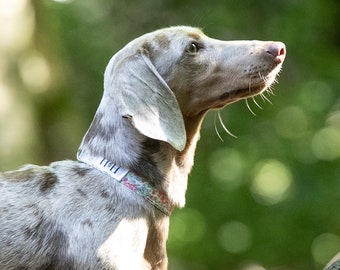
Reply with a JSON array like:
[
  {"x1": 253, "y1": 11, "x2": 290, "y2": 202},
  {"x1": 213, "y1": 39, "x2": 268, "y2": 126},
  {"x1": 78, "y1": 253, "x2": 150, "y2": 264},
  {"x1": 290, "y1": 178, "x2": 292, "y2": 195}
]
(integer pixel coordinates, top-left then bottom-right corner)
[
  {"x1": 259, "y1": 72, "x2": 267, "y2": 83},
  {"x1": 252, "y1": 96, "x2": 263, "y2": 110},
  {"x1": 245, "y1": 98, "x2": 257, "y2": 116},
  {"x1": 259, "y1": 90, "x2": 266, "y2": 102},
  {"x1": 214, "y1": 112, "x2": 225, "y2": 142},
  {"x1": 266, "y1": 86, "x2": 275, "y2": 96},
  {"x1": 260, "y1": 92, "x2": 272, "y2": 104},
  {"x1": 218, "y1": 111, "x2": 237, "y2": 138}
]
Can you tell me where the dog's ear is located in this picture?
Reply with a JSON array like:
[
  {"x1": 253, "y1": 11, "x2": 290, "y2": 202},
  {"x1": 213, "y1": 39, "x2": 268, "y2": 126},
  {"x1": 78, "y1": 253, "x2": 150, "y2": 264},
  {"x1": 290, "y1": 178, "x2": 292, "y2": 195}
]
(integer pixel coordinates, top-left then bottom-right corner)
[{"x1": 107, "y1": 53, "x2": 186, "y2": 151}]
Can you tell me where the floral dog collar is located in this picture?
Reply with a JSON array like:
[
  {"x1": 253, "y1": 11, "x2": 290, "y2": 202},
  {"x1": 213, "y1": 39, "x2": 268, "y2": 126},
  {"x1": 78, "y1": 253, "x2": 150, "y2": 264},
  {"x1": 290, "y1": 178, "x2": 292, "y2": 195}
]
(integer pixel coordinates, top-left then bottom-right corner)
[{"x1": 77, "y1": 150, "x2": 174, "y2": 215}]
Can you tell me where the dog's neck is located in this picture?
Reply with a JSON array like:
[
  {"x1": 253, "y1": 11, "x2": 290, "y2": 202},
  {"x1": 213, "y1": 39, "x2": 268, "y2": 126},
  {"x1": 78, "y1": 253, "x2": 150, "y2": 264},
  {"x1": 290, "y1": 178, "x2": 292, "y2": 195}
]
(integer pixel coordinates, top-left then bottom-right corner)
[
  {"x1": 78, "y1": 103, "x2": 204, "y2": 208},
  {"x1": 77, "y1": 151, "x2": 175, "y2": 215},
  {"x1": 165, "y1": 115, "x2": 203, "y2": 207}
]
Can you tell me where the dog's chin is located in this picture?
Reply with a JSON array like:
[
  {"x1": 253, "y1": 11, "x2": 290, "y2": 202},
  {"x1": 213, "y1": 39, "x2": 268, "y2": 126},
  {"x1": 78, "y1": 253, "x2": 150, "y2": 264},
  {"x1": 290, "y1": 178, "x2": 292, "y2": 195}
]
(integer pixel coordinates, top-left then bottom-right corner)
[
  {"x1": 223, "y1": 83, "x2": 267, "y2": 99},
  {"x1": 216, "y1": 82, "x2": 267, "y2": 108},
  {"x1": 217, "y1": 71, "x2": 280, "y2": 108}
]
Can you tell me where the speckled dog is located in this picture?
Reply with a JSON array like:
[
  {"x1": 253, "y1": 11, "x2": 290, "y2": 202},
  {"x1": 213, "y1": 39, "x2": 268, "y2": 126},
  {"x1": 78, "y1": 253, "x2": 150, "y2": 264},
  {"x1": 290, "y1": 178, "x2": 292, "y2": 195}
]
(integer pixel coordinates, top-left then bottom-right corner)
[{"x1": 0, "y1": 26, "x2": 285, "y2": 270}]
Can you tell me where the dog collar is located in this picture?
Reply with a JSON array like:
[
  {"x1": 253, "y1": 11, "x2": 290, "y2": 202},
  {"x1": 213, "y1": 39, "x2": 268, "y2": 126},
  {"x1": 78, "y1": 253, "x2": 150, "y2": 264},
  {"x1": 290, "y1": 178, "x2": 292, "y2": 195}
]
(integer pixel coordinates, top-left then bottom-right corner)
[{"x1": 77, "y1": 150, "x2": 174, "y2": 215}]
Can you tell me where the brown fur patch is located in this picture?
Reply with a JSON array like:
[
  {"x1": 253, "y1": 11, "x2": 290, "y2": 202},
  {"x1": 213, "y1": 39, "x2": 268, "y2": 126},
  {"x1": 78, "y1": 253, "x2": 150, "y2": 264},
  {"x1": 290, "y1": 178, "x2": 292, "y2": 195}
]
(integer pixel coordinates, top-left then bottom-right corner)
[
  {"x1": 73, "y1": 166, "x2": 91, "y2": 177},
  {"x1": 100, "y1": 189, "x2": 109, "y2": 198},
  {"x1": 76, "y1": 188, "x2": 87, "y2": 197},
  {"x1": 155, "y1": 34, "x2": 170, "y2": 50},
  {"x1": 141, "y1": 41, "x2": 157, "y2": 63},
  {"x1": 141, "y1": 41, "x2": 153, "y2": 54},
  {"x1": 40, "y1": 172, "x2": 58, "y2": 193},
  {"x1": 188, "y1": 32, "x2": 202, "y2": 40}
]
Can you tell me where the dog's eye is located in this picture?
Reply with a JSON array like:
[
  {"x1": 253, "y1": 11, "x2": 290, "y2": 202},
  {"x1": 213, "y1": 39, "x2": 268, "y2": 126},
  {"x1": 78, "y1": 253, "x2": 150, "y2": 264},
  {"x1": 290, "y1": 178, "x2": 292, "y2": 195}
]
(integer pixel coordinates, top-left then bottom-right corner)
[{"x1": 187, "y1": 42, "x2": 200, "y2": 53}]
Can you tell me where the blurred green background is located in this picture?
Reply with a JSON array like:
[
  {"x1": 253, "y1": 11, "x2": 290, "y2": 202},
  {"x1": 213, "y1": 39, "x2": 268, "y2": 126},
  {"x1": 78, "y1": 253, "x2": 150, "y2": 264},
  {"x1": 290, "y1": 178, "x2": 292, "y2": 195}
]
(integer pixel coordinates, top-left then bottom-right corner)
[{"x1": 0, "y1": 0, "x2": 339, "y2": 269}]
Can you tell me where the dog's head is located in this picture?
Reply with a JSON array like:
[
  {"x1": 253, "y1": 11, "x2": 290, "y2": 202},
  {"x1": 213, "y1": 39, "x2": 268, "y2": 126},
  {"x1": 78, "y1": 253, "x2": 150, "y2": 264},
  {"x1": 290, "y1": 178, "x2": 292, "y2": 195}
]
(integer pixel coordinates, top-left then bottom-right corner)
[{"x1": 103, "y1": 26, "x2": 286, "y2": 151}]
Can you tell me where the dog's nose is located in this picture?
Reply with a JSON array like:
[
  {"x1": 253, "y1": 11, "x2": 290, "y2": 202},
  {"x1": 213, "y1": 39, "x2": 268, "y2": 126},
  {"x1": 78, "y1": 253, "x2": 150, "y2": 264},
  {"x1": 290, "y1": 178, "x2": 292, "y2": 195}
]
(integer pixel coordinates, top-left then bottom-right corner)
[{"x1": 266, "y1": 42, "x2": 286, "y2": 63}]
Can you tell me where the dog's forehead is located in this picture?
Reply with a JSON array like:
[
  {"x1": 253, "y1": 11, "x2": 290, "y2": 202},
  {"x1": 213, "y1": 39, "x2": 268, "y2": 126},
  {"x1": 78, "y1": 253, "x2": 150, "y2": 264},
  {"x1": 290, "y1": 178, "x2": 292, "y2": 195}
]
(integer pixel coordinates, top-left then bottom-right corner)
[
  {"x1": 146, "y1": 26, "x2": 205, "y2": 46},
  {"x1": 159, "y1": 26, "x2": 205, "y2": 40},
  {"x1": 186, "y1": 29, "x2": 204, "y2": 40},
  {"x1": 124, "y1": 26, "x2": 207, "y2": 54}
]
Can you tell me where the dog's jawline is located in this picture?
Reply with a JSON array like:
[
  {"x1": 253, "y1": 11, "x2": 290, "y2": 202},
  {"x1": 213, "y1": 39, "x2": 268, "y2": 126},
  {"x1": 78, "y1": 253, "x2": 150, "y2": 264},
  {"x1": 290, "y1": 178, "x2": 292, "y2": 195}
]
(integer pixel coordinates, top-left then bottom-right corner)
[{"x1": 216, "y1": 83, "x2": 267, "y2": 107}]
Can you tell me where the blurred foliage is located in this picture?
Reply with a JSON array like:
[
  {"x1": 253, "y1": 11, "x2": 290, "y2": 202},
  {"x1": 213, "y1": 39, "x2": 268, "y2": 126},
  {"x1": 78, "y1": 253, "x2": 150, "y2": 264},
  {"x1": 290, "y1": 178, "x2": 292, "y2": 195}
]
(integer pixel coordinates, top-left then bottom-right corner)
[{"x1": 0, "y1": 0, "x2": 340, "y2": 269}]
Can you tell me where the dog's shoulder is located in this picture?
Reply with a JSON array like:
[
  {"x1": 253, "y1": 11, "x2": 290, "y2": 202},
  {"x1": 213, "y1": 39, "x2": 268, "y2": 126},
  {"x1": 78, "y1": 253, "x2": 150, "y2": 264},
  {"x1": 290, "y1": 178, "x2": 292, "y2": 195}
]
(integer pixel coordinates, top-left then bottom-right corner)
[
  {"x1": 0, "y1": 160, "x2": 95, "y2": 195},
  {"x1": 1, "y1": 160, "x2": 90, "y2": 179},
  {"x1": 0, "y1": 164, "x2": 51, "y2": 182}
]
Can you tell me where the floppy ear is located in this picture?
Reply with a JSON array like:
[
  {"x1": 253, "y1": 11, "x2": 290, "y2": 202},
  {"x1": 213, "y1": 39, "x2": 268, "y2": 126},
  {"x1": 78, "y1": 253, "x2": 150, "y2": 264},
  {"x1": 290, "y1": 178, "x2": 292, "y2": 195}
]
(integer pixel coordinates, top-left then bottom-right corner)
[{"x1": 108, "y1": 53, "x2": 186, "y2": 151}]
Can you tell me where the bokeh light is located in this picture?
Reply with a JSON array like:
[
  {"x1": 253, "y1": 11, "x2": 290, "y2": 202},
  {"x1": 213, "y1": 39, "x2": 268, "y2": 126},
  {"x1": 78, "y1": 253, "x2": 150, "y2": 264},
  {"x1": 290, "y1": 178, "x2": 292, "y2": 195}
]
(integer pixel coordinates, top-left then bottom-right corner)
[
  {"x1": 312, "y1": 126, "x2": 340, "y2": 161},
  {"x1": 218, "y1": 221, "x2": 252, "y2": 254},
  {"x1": 311, "y1": 233, "x2": 340, "y2": 266},
  {"x1": 19, "y1": 52, "x2": 51, "y2": 93},
  {"x1": 51, "y1": 0, "x2": 74, "y2": 4},
  {"x1": 275, "y1": 106, "x2": 309, "y2": 139},
  {"x1": 240, "y1": 263, "x2": 266, "y2": 270},
  {"x1": 0, "y1": 0, "x2": 34, "y2": 53},
  {"x1": 168, "y1": 208, "x2": 206, "y2": 246},
  {"x1": 327, "y1": 111, "x2": 340, "y2": 128},
  {"x1": 298, "y1": 80, "x2": 333, "y2": 113},
  {"x1": 209, "y1": 148, "x2": 244, "y2": 190},
  {"x1": 251, "y1": 160, "x2": 293, "y2": 205}
]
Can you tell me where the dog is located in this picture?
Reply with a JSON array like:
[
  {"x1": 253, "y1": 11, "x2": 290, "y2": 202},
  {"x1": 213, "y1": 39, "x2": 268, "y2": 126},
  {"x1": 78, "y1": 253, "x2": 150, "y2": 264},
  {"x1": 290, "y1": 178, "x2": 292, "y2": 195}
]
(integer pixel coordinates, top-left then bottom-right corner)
[{"x1": 0, "y1": 26, "x2": 285, "y2": 269}]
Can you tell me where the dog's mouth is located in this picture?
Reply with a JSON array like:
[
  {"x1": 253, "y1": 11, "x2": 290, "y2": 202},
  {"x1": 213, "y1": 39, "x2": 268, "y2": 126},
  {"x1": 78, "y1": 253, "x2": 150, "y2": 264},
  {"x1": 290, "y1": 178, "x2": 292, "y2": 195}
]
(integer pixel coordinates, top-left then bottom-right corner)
[
  {"x1": 220, "y1": 82, "x2": 267, "y2": 101},
  {"x1": 197, "y1": 64, "x2": 283, "y2": 114},
  {"x1": 216, "y1": 81, "x2": 268, "y2": 109},
  {"x1": 218, "y1": 67, "x2": 281, "y2": 107}
]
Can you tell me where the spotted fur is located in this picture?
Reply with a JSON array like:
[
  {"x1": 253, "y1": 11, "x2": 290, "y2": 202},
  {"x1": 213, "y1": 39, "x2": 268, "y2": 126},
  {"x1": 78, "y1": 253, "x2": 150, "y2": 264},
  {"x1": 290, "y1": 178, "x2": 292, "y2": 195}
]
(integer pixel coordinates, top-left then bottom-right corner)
[{"x1": 0, "y1": 26, "x2": 285, "y2": 269}]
